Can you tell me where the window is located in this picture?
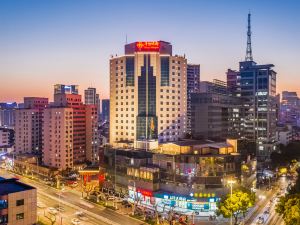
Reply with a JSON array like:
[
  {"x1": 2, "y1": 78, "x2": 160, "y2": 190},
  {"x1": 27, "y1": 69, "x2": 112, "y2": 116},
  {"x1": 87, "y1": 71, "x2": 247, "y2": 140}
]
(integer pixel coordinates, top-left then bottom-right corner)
[
  {"x1": 16, "y1": 199, "x2": 24, "y2": 206},
  {"x1": 0, "y1": 200, "x2": 8, "y2": 209},
  {"x1": 16, "y1": 213, "x2": 24, "y2": 220}
]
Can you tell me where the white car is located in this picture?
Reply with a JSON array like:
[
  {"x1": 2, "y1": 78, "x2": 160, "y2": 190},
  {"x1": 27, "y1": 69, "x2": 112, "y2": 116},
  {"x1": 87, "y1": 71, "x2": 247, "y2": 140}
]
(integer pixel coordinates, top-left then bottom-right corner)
[
  {"x1": 71, "y1": 218, "x2": 81, "y2": 225},
  {"x1": 107, "y1": 196, "x2": 115, "y2": 201},
  {"x1": 37, "y1": 202, "x2": 46, "y2": 208},
  {"x1": 75, "y1": 211, "x2": 84, "y2": 216},
  {"x1": 256, "y1": 216, "x2": 264, "y2": 224},
  {"x1": 48, "y1": 207, "x2": 58, "y2": 215}
]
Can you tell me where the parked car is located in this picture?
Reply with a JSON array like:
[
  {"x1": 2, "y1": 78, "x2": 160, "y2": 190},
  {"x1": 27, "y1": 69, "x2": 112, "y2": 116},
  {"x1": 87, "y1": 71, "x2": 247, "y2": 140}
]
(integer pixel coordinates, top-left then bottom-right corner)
[
  {"x1": 107, "y1": 196, "x2": 115, "y2": 201},
  {"x1": 71, "y1": 218, "x2": 81, "y2": 225},
  {"x1": 256, "y1": 216, "x2": 264, "y2": 224},
  {"x1": 37, "y1": 202, "x2": 46, "y2": 208},
  {"x1": 47, "y1": 207, "x2": 58, "y2": 215},
  {"x1": 55, "y1": 206, "x2": 65, "y2": 212}
]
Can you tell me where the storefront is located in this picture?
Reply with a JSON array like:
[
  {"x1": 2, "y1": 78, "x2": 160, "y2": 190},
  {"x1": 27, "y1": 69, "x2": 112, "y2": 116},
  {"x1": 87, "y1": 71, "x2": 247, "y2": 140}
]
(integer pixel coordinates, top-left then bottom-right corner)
[{"x1": 128, "y1": 186, "x2": 219, "y2": 213}]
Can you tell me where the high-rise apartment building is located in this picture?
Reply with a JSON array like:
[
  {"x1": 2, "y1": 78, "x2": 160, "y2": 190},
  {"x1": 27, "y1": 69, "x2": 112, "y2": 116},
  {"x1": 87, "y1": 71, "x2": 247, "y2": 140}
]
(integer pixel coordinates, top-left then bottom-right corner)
[
  {"x1": 186, "y1": 64, "x2": 200, "y2": 134},
  {"x1": 15, "y1": 97, "x2": 48, "y2": 155},
  {"x1": 110, "y1": 41, "x2": 187, "y2": 147},
  {"x1": 53, "y1": 90, "x2": 86, "y2": 164},
  {"x1": 0, "y1": 102, "x2": 18, "y2": 128},
  {"x1": 101, "y1": 99, "x2": 110, "y2": 123},
  {"x1": 43, "y1": 107, "x2": 74, "y2": 169}
]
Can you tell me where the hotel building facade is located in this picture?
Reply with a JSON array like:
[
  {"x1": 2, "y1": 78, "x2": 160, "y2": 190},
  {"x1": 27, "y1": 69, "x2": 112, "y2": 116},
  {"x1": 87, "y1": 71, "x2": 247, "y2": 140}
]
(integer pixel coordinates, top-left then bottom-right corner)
[{"x1": 110, "y1": 41, "x2": 187, "y2": 148}]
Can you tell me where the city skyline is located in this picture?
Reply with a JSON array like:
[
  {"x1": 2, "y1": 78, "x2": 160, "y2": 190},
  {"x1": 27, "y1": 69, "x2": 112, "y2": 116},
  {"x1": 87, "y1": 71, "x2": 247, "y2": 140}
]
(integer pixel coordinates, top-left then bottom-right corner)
[{"x1": 1, "y1": 0, "x2": 300, "y2": 102}]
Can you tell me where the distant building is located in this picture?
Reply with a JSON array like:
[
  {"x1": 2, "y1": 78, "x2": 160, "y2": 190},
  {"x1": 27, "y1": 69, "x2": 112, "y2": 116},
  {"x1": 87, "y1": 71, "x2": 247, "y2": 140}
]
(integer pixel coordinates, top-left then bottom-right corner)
[
  {"x1": 54, "y1": 84, "x2": 78, "y2": 95},
  {"x1": 15, "y1": 97, "x2": 48, "y2": 155},
  {"x1": 191, "y1": 92, "x2": 242, "y2": 140},
  {"x1": 0, "y1": 177, "x2": 37, "y2": 225},
  {"x1": 0, "y1": 128, "x2": 14, "y2": 153},
  {"x1": 85, "y1": 105, "x2": 99, "y2": 164},
  {"x1": 226, "y1": 69, "x2": 241, "y2": 97},
  {"x1": 200, "y1": 79, "x2": 230, "y2": 95},
  {"x1": 280, "y1": 91, "x2": 300, "y2": 126},
  {"x1": 187, "y1": 64, "x2": 200, "y2": 134},
  {"x1": 101, "y1": 99, "x2": 110, "y2": 123},
  {"x1": 276, "y1": 126, "x2": 293, "y2": 146},
  {"x1": 84, "y1": 87, "x2": 100, "y2": 113},
  {"x1": 0, "y1": 102, "x2": 18, "y2": 128}
]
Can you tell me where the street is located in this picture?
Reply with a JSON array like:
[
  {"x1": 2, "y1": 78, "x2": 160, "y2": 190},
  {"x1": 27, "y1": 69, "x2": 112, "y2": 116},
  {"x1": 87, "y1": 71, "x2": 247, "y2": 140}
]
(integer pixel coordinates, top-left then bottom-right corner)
[
  {"x1": 245, "y1": 177, "x2": 287, "y2": 225},
  {"x1": 0, "y1": 168, "x2": 144, "y2": 225},
  {"x1": 0, "y1": 168, "x2": 289, "y2": 225}
]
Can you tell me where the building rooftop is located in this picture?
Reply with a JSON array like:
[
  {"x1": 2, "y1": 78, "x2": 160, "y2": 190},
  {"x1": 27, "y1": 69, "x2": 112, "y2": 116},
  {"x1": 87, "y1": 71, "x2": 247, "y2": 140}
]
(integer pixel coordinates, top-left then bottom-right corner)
[{"x1": 0, "y1": 177, "x2": 35, "y2": 195}]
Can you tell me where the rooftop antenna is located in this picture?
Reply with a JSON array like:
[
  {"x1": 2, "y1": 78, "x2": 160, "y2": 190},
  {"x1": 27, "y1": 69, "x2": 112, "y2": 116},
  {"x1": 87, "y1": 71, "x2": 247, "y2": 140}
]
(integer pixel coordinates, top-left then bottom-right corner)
[
  {"x1": 245, "y1": 12, "x2": 253, "y2": 61},
  {"x1": 125, "y1": 34, "x2": 128, "y2": 44}
]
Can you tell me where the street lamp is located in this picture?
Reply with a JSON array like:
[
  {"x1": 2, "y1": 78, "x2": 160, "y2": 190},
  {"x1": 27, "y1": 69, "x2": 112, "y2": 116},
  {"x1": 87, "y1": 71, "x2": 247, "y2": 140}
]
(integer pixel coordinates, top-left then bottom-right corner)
[{"x1": 228, "y1": 179, "x2": 236, "y2": 225}]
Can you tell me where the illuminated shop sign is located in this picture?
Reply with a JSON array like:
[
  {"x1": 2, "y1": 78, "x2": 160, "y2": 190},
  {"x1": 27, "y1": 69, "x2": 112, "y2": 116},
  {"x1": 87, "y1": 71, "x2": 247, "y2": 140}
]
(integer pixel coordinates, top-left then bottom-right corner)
[
  {"x1": 137, "y1": 188, "x2": 153, "y2": 197},
  {"x1": 135, "y1": 41, "x2": 160, "y2": 52},
  {"x1": 191, "y1": 192, "x2": 216, "y2": 198}
]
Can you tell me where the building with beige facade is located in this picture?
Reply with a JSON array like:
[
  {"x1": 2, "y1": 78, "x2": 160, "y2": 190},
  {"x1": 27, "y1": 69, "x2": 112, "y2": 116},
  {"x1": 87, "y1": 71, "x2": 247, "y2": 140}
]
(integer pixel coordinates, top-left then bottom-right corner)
[
  {"x1": 0, "y1": 177, "x2": 37, "y2": 225},
  {"x1": 110, "y1": 41, "x2": 187, "y2": 148},
  {"x1": 42, "y1": 107, "x2": 74, "y2": 170},
  {"x1": 15, "y1": 108, "x2": 41, "y2": 154},
  {"x1": 15, "y1": 97, "x2": 48, "y2": 155}
]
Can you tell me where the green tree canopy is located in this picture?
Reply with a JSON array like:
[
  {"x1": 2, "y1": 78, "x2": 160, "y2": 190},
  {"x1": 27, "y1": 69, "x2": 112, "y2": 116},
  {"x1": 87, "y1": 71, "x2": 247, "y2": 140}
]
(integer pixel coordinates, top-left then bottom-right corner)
[
  {"x1": 216, "y1": 188, "x2": 255, "y2": 225},
  {"x1": 276, "y1": 194, "x2": 300, "y2": 225}
]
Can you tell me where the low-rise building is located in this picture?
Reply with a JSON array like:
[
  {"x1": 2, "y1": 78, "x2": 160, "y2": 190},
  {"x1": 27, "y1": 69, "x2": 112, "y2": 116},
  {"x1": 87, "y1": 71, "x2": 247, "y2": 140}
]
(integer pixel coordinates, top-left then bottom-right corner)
[
  {"x1": 0, "y1": 177, "x2": 37, "y2": 225},
  {"x1": 104, "y1": 139, "x2": 241, "y2": 213},
  {"x1": 276, "y1": 126, "x2": 293, "y2": 146}
]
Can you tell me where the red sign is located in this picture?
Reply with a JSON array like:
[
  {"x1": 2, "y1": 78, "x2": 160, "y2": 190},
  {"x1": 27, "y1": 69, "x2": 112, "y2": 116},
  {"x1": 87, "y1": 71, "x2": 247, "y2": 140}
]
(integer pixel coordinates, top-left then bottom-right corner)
[
  {"x1": 137, "y1": 188, "x2": 153, "y2": 197},
  {"x1": 136, "y1": 41, "x2": 160, "y2": 52}
]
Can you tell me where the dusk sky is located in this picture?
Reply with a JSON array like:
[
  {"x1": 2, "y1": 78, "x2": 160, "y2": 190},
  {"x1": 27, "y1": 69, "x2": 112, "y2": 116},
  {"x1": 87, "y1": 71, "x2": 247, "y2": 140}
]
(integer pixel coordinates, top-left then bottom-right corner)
[{"x1": 0, "y1": 0, "x2": 300, "y2": 103}]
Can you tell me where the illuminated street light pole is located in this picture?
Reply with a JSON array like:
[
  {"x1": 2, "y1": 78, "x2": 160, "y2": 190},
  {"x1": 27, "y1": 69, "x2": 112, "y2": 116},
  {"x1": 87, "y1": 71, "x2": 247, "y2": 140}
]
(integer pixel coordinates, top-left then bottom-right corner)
[{"x1": 228, "y1": 179, "x2": 236, "y2": 225}]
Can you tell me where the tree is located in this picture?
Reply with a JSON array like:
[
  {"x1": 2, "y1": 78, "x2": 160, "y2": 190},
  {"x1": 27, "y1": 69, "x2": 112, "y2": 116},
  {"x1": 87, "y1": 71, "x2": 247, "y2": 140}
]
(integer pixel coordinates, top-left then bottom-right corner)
[
  {"x1": 44, "y1": 211, "x2": 57, "y2": 225},
  {"x1": 216, "y1": 189, "x2": 255, "y2": 225},
  {"x1": 276, "y1": 194, "x2": 300, "y2": 225}
]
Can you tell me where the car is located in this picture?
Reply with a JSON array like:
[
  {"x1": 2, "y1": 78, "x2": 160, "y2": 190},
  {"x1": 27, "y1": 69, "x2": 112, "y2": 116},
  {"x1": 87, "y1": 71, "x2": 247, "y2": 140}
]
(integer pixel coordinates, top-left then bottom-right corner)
[
  {"x1": 75, "y1": 211, "x2": 84, "y2": 216},
  {"x1": 124, "y1": 203, "x2": 132, "y2": 208},
  {"x1": 71, "y1": 218, "x2": 81, "y2": 225},
  {"x1": 37, "y1": 202, "x2": 46, "y2": 208},
  {"x1": 48, "y1": 207, "x2": 58, "y2": 215},
  {"x1": 107, "y1": 196, "x2": 115, "y2": 201},
  {"x1": 256, "y1": 216, "x2": 264, "y2": 224},
  {"x1": 78, "y1": 215, "x2": 89, "y2": 221},
  {"x1": 56, "y1": 206, "x2": 65, "y2": 212},
  {"x1": 122, "y1": 200, "x2": 129, "y2": 205}
]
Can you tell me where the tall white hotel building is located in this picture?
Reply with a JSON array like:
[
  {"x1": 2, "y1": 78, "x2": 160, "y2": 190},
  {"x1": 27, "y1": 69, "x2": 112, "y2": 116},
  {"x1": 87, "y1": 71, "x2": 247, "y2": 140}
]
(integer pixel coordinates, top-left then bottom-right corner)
[{"x1": 110, "y1": 41, "x2": 187, "y2": 148}]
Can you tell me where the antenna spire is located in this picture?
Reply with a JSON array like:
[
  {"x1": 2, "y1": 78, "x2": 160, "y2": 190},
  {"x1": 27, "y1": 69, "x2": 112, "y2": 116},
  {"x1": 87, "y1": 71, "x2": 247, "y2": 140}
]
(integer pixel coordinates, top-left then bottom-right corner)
[{"x1": 245, "y1": 12, "x2": 253, "y2": 61}]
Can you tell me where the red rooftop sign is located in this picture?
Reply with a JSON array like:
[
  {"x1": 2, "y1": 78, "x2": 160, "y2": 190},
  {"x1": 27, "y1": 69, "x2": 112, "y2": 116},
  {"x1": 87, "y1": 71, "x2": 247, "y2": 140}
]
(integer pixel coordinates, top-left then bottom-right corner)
[{"x1": 135, "y1": 41, "x2": 160, "y2": 52}]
